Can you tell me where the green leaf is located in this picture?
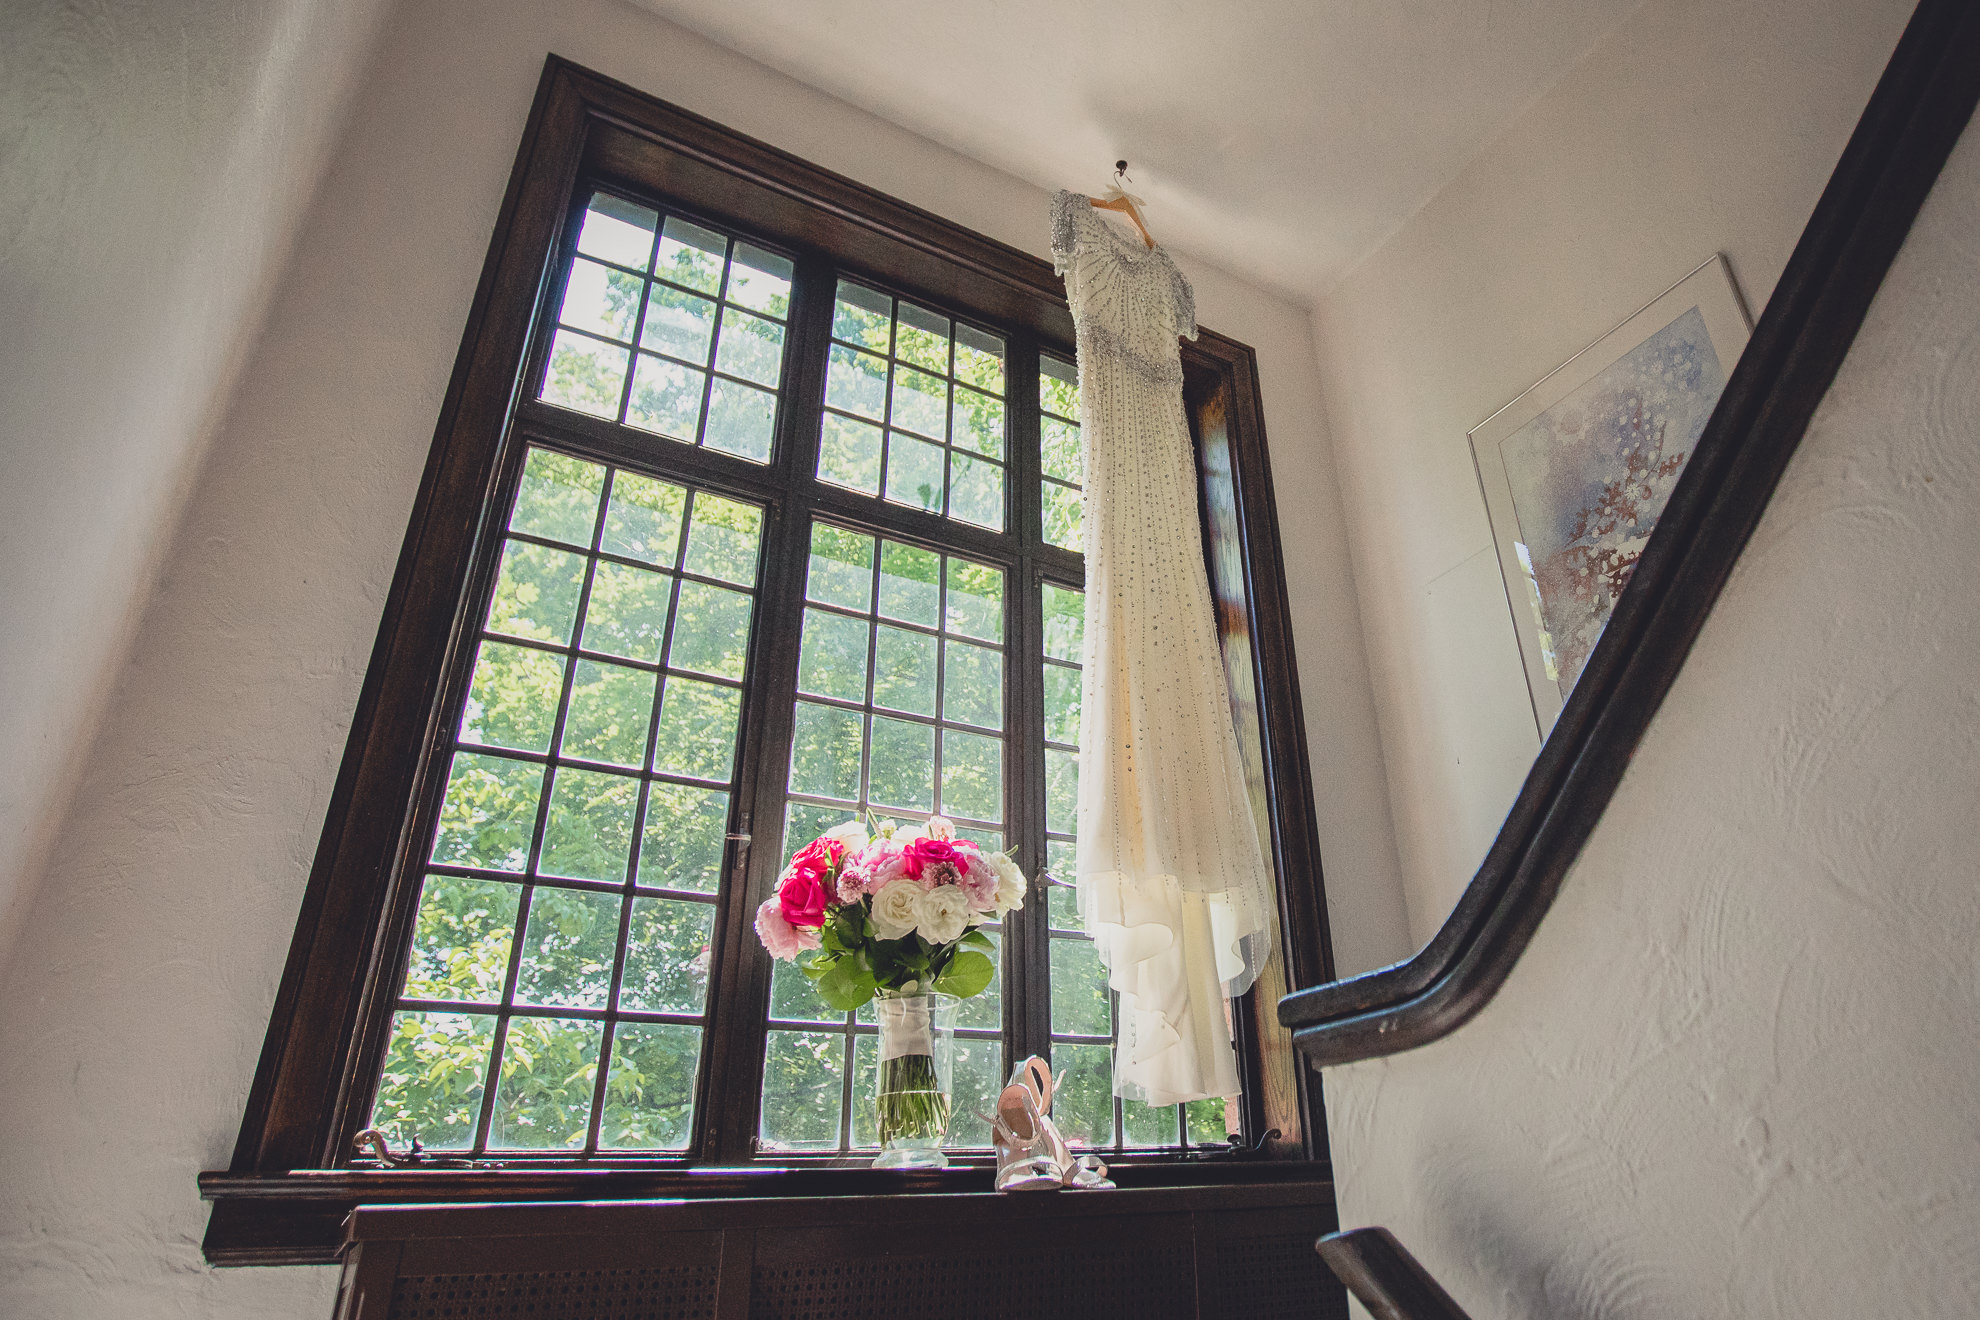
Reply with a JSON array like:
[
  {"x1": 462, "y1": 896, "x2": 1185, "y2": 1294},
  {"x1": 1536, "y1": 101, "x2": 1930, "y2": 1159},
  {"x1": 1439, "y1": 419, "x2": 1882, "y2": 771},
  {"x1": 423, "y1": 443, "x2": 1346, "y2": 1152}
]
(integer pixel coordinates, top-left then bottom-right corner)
[
  {"x1": 814, "y1": 957, "x2": 878, "y2": 1011},
  {"x1": 932, "y1": 950, "x2": 994, "y2": 1000},
  {"x1": 956, "y1": 930, "x2": 993, "y2": 952}
]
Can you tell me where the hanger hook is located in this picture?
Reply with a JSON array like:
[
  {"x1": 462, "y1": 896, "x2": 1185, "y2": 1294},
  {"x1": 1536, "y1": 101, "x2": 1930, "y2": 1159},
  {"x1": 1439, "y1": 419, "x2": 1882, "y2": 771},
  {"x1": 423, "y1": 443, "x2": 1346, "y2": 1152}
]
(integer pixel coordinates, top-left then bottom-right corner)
[{"x1": 1114, "y1": 159, "x2": 1131, "y2": 184}]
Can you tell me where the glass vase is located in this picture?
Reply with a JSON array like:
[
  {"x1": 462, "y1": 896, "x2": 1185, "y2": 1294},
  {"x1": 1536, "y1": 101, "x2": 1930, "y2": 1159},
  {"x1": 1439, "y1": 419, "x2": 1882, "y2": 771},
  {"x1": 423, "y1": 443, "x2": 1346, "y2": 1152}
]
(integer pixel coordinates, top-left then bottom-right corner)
[{"x1": 870, "y1": 991, "x2": 958, "y2": 1169}]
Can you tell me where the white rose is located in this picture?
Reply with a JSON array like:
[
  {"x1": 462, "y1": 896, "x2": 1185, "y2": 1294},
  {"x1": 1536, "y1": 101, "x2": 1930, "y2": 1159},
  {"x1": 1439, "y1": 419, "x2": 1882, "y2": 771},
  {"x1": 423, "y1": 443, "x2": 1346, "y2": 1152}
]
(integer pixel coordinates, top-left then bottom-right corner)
[
  {"x1": 989, "y1": 851, "x2": 1028, "y2": 915},
  {"x1": 913, "y1": 885, "x2": 972, "y2": 945},
  {"x1": 923, "y1": 815, "x2": 955, "y2": 841},
  {"x1": 869, "y1": 879, "x2": 923, "y2": 941},
  {"x1": 824, "y1": 819, "x2": 869, "y2": 850}
]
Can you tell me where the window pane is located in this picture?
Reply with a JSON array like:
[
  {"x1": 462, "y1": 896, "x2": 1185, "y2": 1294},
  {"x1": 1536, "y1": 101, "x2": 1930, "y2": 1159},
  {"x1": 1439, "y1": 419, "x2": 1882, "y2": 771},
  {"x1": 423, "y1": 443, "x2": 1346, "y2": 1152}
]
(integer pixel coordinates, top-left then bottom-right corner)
[
  {"x1": 818, "y1": 412, "x2": 882, "y2": 494},
  {"x1": 953, "y1": 927, "x2": 1002, "y2": 1030},
  {"x1": 703, "y1": 378, "x2": 776, "y2": 463},
  {"x1": 488, "y1": 541, "x2": 586, "y2": 645},
  {"x1": 727, "y1": 243, "x2": 793, "y2": 318},
  {"x1": 490, "y1": 1016, "x2": 603, "y2": 1149},
  {"x1": 513, "y1": 887, "x2": 621, "y2": 1009},
  {"x1": 682, "y1": 494, "x2": 762, "y2": 586},
  {"x1": 651, "y1": 679, "x2": 742, "y2": 781},
  {"x1": 656, "y1": 216, "x2": 727, "y2": 293},
  {"x1": 602, "y1": 1022, "x2": 700, "y2": 1149},
  {"x1": 1040, "y1": 354, "x2": 1079, "y2": 419},
  {"x1": 953, "y1": 323, "x2": 1005, "y2": 395},
  {"x1": 947, "y1": 451, "x2": 1004, "y2": 531},
  {"x1": 1050, "y1": 937, "x2": 1110, "y2": 1037},
  {"x1": 619, "y1": 897, "x2": 716, "y2": 1013},
  {"x1": 868, "y1": 717, "x2": 935, "y2": 812},
  {"x1": 1042, "y1": 481, "x2": 1083, "y2": 552},
  {"x1": 948, "y1": 1036, "x2": 1003, "y2": 1149},
  {"x1": 558, "y1": 258, "x2": 646, "y2": 344},
  {"x1": 511, "y1": 449, "x2": 604, "y2": 546},
  {"x1": 432, "y1": 752, "x2": 543, "y2": 873},
  {"x1": 943, "y1": 640, "x2": 1002, "y2": 729},
  {"x1": 884, "y1": 432, "x2": 944, "y2": 512},
  {"x1": 576, "y1": 193, "x2": 657, "y2": 271},
  {"x1": 626, "y1": 354, "x2": 705, "y2": 441},
  {"x1": 943, "y1": 559, "x2": 1002, "y2": 641},
  {"x1": 890, "y1": 366, "x2": 948, "y2": 439},
  {"x1": 1047, "y1": 879, "x2": 1081, "y2": 932},
  {"x1": 769, "y1": 955, "x2": 837, "y2": 1023},
  {"x1": 1187, "y1": 1096, "x2": 1232, "y2": 1146},
  {"x1": 580, "y1": 563, "x2": 673, "y2": 663},
  {"x1": 785, "y1": 801, "x2": 858, "y2": 861},
  {"x1": 806, "y1": 524, "x2": 874, "y2": 611},
  {"x1": 538, "y1": 767, "x2": 638, "y2": 882},
  {"x1": 637, "y1": 783, "x2": 729, "y2": 893},
  {"x1": 599, "y1": 472, "x2": 687, "y2": 566},
  {"x1": 797, "y1": 607, "x2": 869, "y2": 702},
  {"x1": 1041, "y1": 584, "x2": 1084, "y2": 662},
  {"x1": 940, "y1": 729, "x2": 1002, "y2": 823},
  {"x1": 560, "y1": 659, "x2": 655, "y2": 768},
  {"x1": 789, "y1": 702, "x2": 864, "y2": 801},
  {"x1": 1042, "y1": 661, "x2": 1081, "y2": 745},
  {"x1": 461, "y1": 640, "x2": 564, "y2": 753},
  {"x1": 760, "y1": 1030, "x2": 846, "y2": 1150},
  {"x1": 639, "y1": 283, "x2": 717, "y2": 364},
  {"x1": 715, "y1": 307, "x2": 785, "y2": 387},
  {"x1": 877, "y1": 541, "x2": 940, "y2": 626},
  {"x1": 1041, "y1": 416, "x2": 1083, "y2": 484},
  {"x1": 951, "y1": 386, "x2": 1005, "y2": 459},
  {"x1": 371, "y1": 1011, "x2": 493, "y2": 1150},
  {"x1": 872, "y1": 625, "x2": 936, "y2": 716},
  {"x1": 1124, "y1": 1097, "x2": 1177, "y2": 1148},
  {"x1": 831, "y1": 279, "x2": 891, "y2": 351},
  {"x1": 1045, "y1": 839, "x2": 1077, "y2": 884},
  {"x1": 542, "y1": 329, "x2": 628, "y2": 420},
  {"x1": 668, "y1": 581, "x2": 753, "y2": 680},
  {"x1": 1045, "y1": 749, "x2": 1078, "y2": 836},
  {"x1": 826, "y1": 343, "x2": 887, "y2": 419},
  {"x1": 1050, "y1": 1042, "x2": 1114, "y2": 1148},
  {"x1": 895, "y1": 301, "x2": 950, "y2": 373},
  {"x1": 403, "y1": 875, "x2": 519, "y2": 1005}
]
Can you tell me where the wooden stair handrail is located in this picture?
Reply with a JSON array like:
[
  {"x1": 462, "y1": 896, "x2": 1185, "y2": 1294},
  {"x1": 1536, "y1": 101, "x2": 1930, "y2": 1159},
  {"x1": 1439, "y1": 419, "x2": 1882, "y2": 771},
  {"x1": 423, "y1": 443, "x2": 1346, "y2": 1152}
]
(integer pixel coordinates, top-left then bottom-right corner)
[{"x1": 1279, "y1": 0, "x2": 1980, "y2": 1068}]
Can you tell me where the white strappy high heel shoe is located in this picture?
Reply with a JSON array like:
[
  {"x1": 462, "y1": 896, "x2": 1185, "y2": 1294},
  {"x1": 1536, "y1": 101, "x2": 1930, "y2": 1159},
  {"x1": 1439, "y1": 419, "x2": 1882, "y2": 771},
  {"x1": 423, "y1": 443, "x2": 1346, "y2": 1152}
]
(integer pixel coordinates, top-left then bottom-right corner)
[
  {"x1": 982, "y1": 1075, "x2": 1064, "y2": 1192},
  {"x1": 989, "y1": 1056, "x2": 1114, "y2": 1191}
]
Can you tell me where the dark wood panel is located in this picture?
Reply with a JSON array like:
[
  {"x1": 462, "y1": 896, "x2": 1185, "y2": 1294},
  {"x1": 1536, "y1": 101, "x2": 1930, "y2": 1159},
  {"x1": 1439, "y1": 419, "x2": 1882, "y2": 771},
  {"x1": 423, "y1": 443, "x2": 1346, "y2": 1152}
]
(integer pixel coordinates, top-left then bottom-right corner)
[
  {"x1": 1278, "y1": 0, "x2": 1980, "y2": 1064},
  {"x1": 331, "y1": 1184, "x2": 1343, "y2": 1320}
]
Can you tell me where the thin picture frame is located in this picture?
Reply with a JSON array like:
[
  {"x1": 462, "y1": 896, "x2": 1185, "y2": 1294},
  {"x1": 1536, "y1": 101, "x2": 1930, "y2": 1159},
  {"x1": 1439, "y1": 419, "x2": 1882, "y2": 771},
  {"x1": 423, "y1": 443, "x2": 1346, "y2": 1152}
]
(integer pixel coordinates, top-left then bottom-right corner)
[{"x1": 1470, "y1": 256, "x2": 1752, "y2": 738}]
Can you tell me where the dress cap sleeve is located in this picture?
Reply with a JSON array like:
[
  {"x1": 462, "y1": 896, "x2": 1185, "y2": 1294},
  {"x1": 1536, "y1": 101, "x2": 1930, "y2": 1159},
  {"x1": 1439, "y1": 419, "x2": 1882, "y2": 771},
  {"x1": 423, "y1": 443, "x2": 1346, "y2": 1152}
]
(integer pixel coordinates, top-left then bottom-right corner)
[
  {"x1": 1050, "y1": 190, "x2": 1085, "y2": 276},
  {"x1": 1170, "y1": 262, "x2": 1197, "y2": 341}
]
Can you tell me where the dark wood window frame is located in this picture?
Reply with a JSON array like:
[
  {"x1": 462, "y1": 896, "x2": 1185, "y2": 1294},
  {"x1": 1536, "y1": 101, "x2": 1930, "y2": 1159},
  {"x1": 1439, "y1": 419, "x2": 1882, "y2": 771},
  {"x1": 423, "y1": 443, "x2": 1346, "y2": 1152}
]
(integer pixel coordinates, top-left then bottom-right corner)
[{"x1": 201, "y1": 55, "x2": 1335, "y2": 1266}]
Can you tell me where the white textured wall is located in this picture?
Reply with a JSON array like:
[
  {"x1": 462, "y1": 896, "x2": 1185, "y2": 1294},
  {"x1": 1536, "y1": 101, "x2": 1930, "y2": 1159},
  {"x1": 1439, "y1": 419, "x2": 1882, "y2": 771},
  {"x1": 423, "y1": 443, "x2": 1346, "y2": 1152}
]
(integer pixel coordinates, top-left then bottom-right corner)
[
  {"x1": 1311, "y1": 0, "x2": 1915, "y2": 944},
  {"x1": 0, "y1": 0, "x2": 1398, "y2": 1314},
  {"x1": 0, "y1": 0, "x2": 391, "y2": 971},
  {"x1": 1324, "y1": 113, "x2": 1980, "y2": 1316}
]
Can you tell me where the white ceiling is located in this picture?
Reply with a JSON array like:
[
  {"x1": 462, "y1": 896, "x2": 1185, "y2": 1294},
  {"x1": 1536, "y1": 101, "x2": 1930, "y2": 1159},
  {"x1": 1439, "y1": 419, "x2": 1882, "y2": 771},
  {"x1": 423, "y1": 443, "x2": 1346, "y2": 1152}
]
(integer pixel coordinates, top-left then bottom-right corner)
[{"x1": 631, "y1": 0, "x2": 1642, "y2": 304}]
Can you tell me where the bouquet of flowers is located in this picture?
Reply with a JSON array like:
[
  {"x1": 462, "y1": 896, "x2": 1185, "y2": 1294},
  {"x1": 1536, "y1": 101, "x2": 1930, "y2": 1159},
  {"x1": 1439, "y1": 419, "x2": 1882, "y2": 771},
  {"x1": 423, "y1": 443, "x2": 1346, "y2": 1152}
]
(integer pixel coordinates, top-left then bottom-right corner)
[
  {"x1": 754, "y1": 815, "x2": 1026, "y2": 1008},
  {"x1": 755, "y1": 815, "x2": 1028, "y2": 1163}
]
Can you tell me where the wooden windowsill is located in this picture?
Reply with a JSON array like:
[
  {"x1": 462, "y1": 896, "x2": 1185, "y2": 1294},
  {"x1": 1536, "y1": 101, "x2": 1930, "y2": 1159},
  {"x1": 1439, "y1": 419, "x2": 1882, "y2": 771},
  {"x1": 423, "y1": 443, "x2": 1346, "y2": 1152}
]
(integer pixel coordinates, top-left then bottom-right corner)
[{"x1": 198, "y1": 1158, "x2": 1334, "y2": 1266}]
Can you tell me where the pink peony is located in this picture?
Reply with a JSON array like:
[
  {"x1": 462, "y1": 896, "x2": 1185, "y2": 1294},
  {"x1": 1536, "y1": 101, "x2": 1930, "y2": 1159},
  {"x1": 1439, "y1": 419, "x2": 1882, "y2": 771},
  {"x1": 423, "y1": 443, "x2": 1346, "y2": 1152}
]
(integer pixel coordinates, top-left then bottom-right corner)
[
  {"x1": 958, "y1": 853, "x2": 1001, "y2": 910},
  {"x1": 755, "y1": 897, "x2": 820, "y2": 960},
  {"x1": 852, "y1": 838, "x2": 909, "y2": 889}
]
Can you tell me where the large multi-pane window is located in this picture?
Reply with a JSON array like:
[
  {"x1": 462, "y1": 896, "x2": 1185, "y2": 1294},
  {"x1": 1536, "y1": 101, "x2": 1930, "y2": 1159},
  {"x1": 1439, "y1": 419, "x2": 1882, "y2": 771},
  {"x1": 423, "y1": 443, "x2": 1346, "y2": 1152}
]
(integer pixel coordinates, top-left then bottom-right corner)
[{"x1": 361, "y1": 185, "x2": 1246, "y2": 1161}]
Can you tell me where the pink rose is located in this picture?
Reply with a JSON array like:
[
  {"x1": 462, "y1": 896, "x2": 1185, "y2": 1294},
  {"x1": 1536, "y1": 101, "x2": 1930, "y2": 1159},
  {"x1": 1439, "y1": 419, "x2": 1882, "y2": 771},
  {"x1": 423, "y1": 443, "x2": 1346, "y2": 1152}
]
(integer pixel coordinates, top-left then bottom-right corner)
[
  {"x1": 755, "y1": 897, "x2": 820, "y2": 960},
  {"x1": 902, "y1": 836, "x2": 965, "y2": 882}
]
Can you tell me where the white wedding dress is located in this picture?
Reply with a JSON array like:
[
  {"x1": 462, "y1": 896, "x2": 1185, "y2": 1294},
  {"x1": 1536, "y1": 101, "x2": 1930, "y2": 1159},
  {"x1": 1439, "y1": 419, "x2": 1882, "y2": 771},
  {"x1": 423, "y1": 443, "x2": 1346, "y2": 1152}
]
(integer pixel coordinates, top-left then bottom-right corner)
[{"x1": 1051, "y1": 191, "x2": 1278, "y2": 1107}]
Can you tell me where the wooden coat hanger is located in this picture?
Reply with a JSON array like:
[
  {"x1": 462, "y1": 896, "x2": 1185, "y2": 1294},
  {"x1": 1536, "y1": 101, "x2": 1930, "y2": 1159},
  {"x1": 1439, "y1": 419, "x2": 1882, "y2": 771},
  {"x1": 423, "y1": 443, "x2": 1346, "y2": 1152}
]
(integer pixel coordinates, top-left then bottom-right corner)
[{"x1": 1090, "y1": 160, "x2": 1155, "y2": 249}]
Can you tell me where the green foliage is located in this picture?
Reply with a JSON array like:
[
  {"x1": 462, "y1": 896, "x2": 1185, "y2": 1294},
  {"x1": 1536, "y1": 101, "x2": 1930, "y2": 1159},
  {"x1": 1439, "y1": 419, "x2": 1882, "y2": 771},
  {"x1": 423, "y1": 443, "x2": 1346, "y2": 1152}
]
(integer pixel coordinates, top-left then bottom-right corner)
[
  {"x1": 932, "y1": 949, "x2": 993, "y2": 999},
  {"x1": 372, "y1": 1011, "x2": 492, "y2": 1149}
]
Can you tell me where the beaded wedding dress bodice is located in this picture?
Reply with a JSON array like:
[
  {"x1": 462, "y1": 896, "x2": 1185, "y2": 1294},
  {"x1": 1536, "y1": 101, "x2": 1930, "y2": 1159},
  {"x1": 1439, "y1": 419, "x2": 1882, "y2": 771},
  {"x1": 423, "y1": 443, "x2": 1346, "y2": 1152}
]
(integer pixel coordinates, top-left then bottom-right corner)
[{"x1": 1050, "y1": 191, "x2": 1277, "y2": 1108}]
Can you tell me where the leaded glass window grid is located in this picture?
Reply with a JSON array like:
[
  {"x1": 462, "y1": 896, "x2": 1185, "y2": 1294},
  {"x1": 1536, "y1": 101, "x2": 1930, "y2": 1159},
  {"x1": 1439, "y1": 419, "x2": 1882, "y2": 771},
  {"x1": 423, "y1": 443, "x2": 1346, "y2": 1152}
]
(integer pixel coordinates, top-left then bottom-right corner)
[{"x1": 352, "y1": 179, "x2": 1238, "y2": 1166}]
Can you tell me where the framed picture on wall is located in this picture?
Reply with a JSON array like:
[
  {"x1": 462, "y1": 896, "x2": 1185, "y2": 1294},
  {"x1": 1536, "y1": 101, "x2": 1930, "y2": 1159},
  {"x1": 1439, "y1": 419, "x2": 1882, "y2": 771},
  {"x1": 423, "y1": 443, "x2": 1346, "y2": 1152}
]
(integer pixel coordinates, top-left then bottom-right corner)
[{"x1": 1470, "y1": 256, "x2": 1751, "y2": 737}]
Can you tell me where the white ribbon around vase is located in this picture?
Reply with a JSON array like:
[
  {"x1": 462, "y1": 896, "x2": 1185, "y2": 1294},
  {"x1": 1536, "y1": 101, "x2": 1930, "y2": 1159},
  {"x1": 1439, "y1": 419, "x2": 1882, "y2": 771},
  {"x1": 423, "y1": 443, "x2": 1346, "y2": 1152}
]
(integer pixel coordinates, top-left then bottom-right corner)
[{"x1": 874, "y1": 996, "x2": 936, "y2": 1061}]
